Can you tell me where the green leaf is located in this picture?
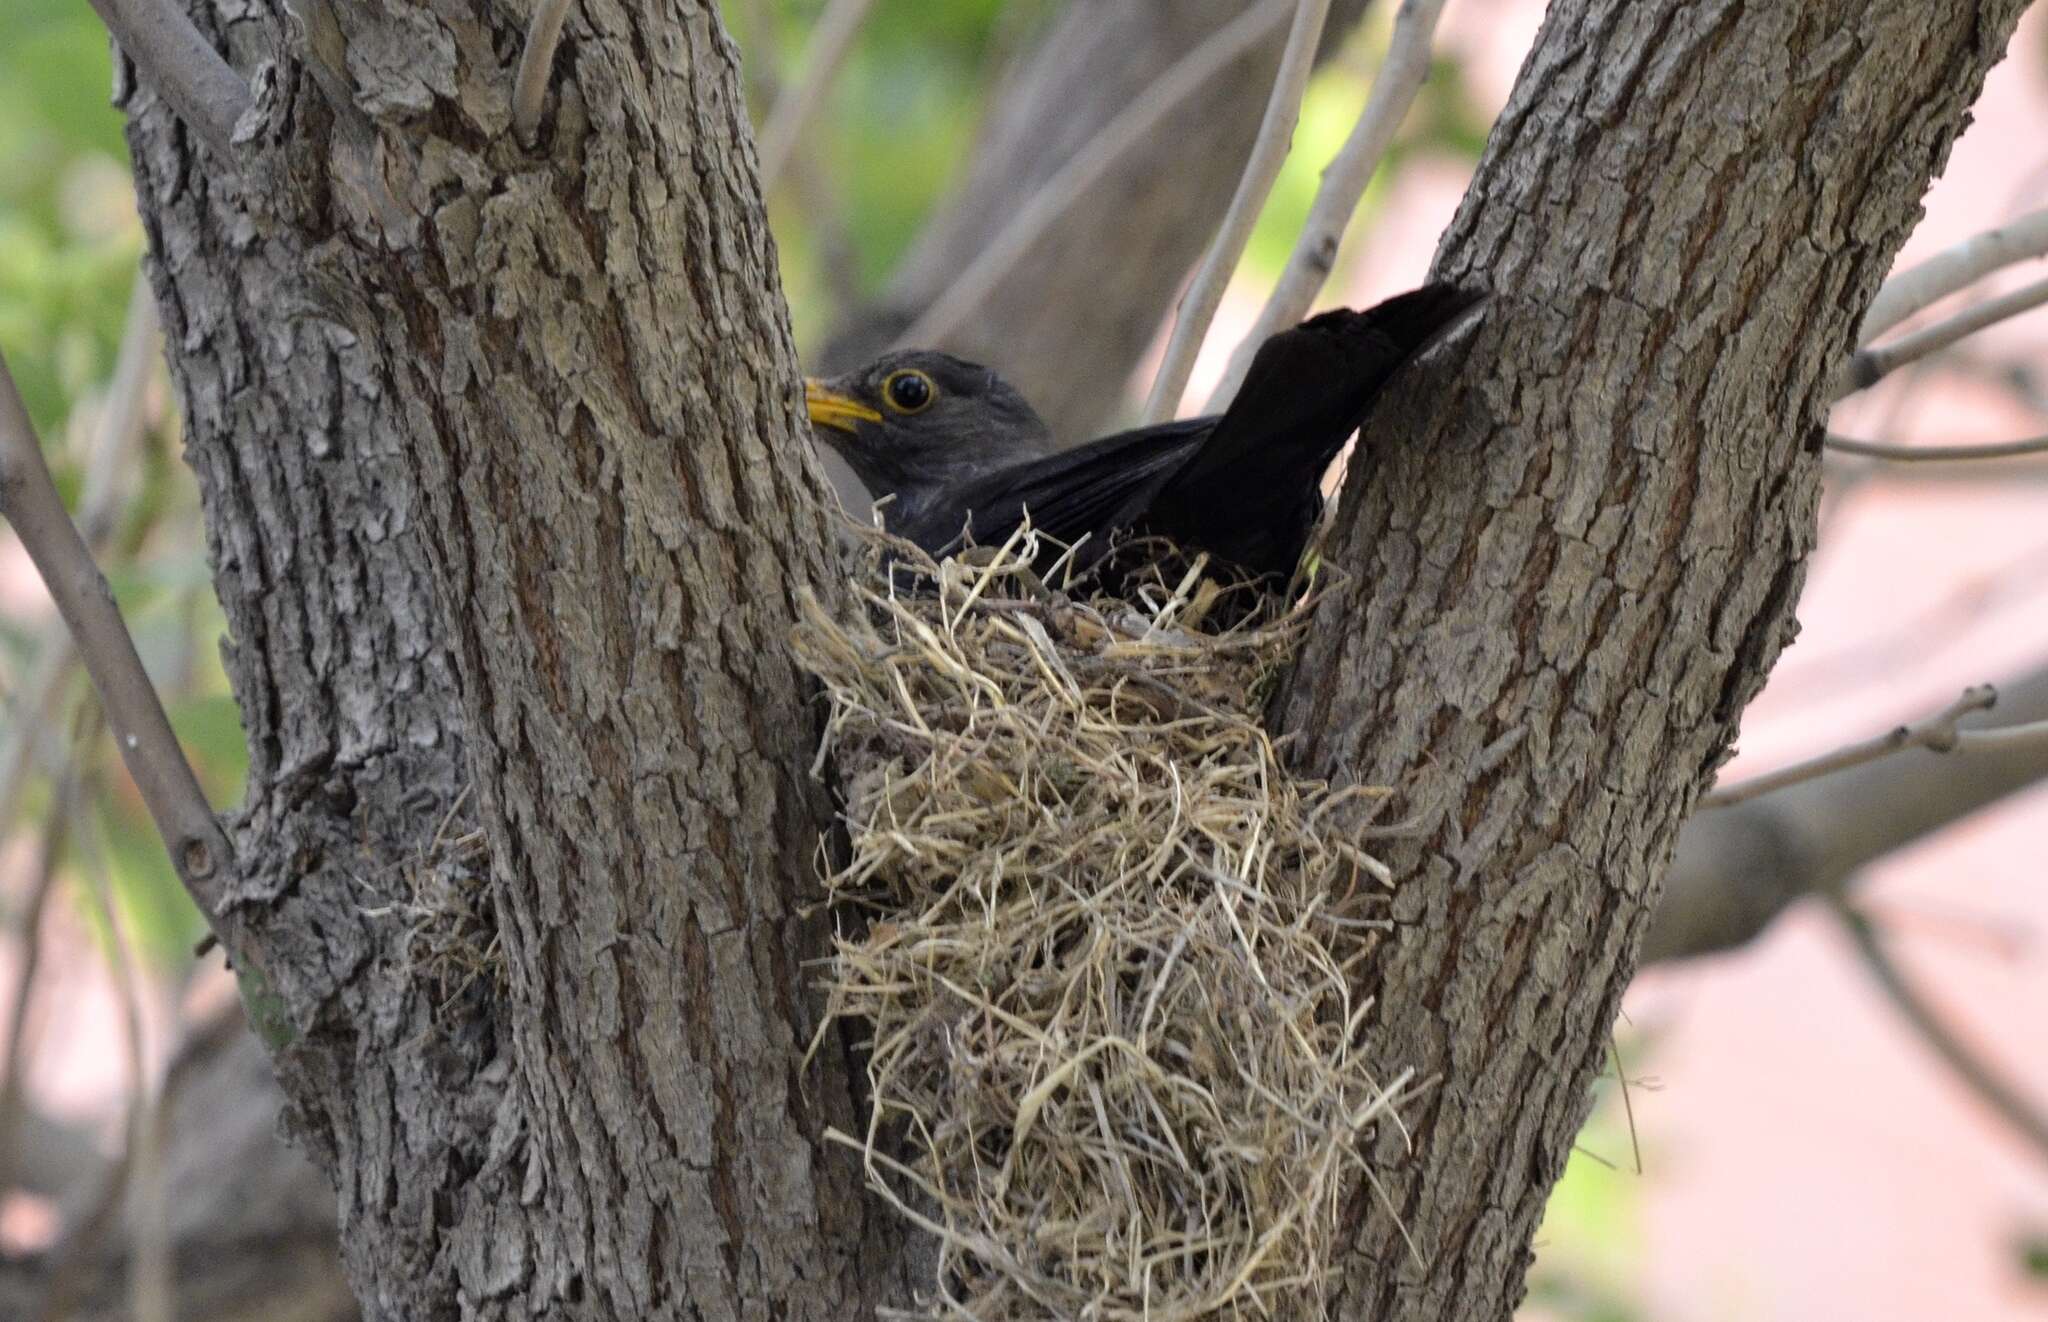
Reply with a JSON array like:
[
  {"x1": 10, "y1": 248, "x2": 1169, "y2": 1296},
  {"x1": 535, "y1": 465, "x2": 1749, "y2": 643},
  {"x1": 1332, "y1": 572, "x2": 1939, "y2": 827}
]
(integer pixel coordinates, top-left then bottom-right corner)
[
  {"x1": 91, "y1": 790, "x2": 206, "y2": 973},
  {"x1": 169, "y1": 692, "x2": 251, "y2": 805}
]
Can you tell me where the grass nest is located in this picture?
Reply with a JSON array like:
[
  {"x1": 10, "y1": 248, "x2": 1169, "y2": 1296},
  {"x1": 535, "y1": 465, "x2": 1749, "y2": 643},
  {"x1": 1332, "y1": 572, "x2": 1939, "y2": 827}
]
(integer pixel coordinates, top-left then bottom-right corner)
[
  {"x1": 793, "y1": 524, "x2": 1416, "y2": 1320},
  {"x1": 382, "y1": 789, "x2": 501, "y2": 1009}
]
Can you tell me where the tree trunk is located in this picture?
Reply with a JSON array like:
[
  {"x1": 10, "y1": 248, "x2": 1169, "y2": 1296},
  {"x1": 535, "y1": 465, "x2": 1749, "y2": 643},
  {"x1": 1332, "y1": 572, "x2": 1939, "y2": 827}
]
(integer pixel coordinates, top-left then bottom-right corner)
[
  {"x1": 124, "y1": 1, "x2": 901, "y2": 1316},
  {"x1": 109, "y1": 0, "x2": 2023, "y2": 1319},
  {"x1": 1270, "y1": 3, "x2": 2029, "y2": 1319}
]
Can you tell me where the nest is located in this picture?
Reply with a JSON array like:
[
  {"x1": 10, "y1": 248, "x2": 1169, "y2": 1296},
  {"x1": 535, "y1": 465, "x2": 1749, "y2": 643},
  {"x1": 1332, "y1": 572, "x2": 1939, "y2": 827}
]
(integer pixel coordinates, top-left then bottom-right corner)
[
  {"x1": 793, "y1": 525, "x2": 1416, "y2": 1320},
  {"x1": 378, "y1": 789, "x2": 501, "y2": 1009}
]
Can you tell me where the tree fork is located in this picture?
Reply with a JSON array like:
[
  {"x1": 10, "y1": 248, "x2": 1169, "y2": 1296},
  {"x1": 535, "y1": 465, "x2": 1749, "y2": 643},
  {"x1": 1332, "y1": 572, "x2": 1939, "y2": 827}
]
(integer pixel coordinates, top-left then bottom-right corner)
[{"x1": 108, "y1": 0, "x2": 2029, "y2": 1317}]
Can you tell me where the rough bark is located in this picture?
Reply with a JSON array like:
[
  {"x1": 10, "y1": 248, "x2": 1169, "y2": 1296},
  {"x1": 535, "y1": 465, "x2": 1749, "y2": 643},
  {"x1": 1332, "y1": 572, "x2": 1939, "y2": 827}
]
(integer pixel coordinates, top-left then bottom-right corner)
[
  {"x1": 815, "y1": 0, "x2": 1373, "y2": 442},
  {"x1": 100, "y1": 0, "x2": 2025, "y2": 1319},
  {"x1": 1267, "y1": 3, "x2": 2030, "y2": 1320},
  {"x1": 121, "y1": 0, "x2": 904, "y2": 1317}
]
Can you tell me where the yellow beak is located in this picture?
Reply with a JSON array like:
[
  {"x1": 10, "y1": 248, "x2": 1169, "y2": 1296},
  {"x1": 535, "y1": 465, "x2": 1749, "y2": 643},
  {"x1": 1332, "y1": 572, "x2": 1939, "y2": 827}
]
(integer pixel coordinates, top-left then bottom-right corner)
[{"x1": 804, "y1": 379, "x2": 883, "y2": 432}]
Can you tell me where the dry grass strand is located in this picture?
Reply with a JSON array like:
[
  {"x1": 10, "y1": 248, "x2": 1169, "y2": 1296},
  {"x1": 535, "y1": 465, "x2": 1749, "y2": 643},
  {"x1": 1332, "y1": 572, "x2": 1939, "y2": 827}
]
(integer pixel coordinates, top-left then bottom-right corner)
[{"x1": 794, "y1": 523, "x2": 1413, "y2": 1319}]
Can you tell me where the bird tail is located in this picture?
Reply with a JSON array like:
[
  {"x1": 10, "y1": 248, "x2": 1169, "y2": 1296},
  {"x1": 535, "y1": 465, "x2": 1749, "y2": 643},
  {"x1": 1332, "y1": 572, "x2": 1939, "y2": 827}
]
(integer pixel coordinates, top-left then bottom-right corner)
[
  {"x1": 1145, "y1": 282, "x2": 1483, "y2": 575},
  {"x1": 1174, "y1": 283, "x2": 1484, "y2": 490}
]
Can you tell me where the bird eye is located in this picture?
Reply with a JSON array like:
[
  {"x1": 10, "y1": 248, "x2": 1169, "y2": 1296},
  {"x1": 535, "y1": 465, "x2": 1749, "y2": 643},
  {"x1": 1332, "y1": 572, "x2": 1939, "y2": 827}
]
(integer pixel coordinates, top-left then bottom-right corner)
[{"x1": 883, "y1": 369, "x2": 935, "y2": 414}]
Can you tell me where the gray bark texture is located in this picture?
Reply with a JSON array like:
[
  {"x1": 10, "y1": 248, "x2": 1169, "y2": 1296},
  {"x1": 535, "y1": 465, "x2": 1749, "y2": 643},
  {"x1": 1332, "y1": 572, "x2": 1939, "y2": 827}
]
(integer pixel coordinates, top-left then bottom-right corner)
[
  {"x1": 122, "y1": 0, "x2": 902, "y2": 1317},
  {"x1": 85, "y1": 0, "x2": 2024, "y2": 1320},
  {"x1": 1271, "y1": 3, "x2": 2030, "y2": 1318},
  {"x1": 815, "y1": 0, "x2": 1374, "y2": 442}
]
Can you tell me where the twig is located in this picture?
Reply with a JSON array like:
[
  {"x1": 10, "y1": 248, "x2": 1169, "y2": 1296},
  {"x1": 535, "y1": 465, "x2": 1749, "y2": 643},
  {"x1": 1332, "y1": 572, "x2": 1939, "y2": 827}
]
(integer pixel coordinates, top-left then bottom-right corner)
[
  {"x1": 1142, "y1": 0, "x2": 1334, "y2": 425},
  {"x1": 1837, "y1": 274, "x2": 2048, "y2": 398},
  {"x1": 1825, "y1": 431, "x2": 2048, "y2": 462},
  {"x1": 0, "y1": 641, "x2": 79, "y2": 841},
  {"x1": 754, "y1": 0, "x2": 880, "y2": 192},
  {"x1": 69, "y1": 779, "x2": 174, "y2": 1322},
  {"x1": 1948, "y1": 718, "x2": 2048, "y2": 753},
  {"x1": 84, "y1": 0, "x2": 251, "y2": 159},
  {"x1": 1833, "y1": 460, "x2": 2048, "y2": 488},
  {"x1": 1700, "y1": 684, "x2": 2002, "y2": 808},
  {"x1": 127, "y1": 1087, "x2": 174, "y2": 1322},
  {"x1": 1860, "y1": 206, "x2": 2048, "y2": 343},
  {"x1": 1648, "y1": 662, "x2": 2048, "y2": 964},
  {"x1": 900, "y1": 0, "x2": 1295, "y2": 352},
  {"x1": 512, "y1": 0, "x2": 575, "y2": 146},
  {"x1": 0, "y1": 278, "x2": 161, "y2": 846},
  {"x1": 31, "y1": 776, "x2": 157, "y2": 1322},
  {"x1": 1609, "y1": 1035, "x2": 1642, "y2": 1177},
  {"x1": 1208, "y1": 0, "x2": 1450, "y2": 410},
  {"x1": 0, "y1": 351, "x2": 228, "y2": 912},
  {"x1": 1831, "y1": 898, "x2": 2048, "y2": 1164},
  {"x1": 0, "y1": 776, "x2": 75, "y2": 1194}
]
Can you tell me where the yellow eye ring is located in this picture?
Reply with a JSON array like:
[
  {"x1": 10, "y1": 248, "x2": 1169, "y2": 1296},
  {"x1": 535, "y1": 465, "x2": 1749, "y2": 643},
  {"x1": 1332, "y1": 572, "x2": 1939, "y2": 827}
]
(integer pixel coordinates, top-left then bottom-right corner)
[{"x1": 882, "y1": 369, "x2": 937, "y2": 415}]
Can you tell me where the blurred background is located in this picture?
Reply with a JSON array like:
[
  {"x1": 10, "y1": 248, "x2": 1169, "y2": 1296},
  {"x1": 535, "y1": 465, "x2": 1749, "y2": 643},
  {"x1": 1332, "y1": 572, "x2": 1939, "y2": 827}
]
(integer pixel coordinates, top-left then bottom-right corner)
[{"x1": 1, "y1": 1, "x2": 2044, "y2": 1318}]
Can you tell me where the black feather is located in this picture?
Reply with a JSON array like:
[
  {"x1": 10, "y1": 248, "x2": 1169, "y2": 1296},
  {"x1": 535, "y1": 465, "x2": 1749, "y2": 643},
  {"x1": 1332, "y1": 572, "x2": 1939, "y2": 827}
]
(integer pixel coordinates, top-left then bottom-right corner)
[
  {"x1": 1141, "y1": 283, "x2": 1484, "y2": 576},
  {"x1": 902, "y1": 283, "x2": 1482, "y2": 581}
]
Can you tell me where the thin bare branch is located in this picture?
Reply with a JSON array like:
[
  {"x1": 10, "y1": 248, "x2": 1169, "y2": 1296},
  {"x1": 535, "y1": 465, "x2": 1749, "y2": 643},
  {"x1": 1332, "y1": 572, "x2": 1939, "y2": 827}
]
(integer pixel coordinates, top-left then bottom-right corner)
[
  {"x1": 1825, "y1": 430, "x2": 2048, "y2": 462},
  {"x1": 85, "y1": 0, "x2": 251, "y2": 159},
  {"x1": 1838, "y1": 273, "x2": 2048, "y2": 398},
  {"x1": 1143, "y1": 0, "x2": 1334, "y2": 425},
  {"x1": 67, "y1": 777, "x2": 173, "y2": 1322},
  {"x1": 1831, "y1": 460, "x2": 2048, "y2": 487},
  {"x1": 0, "y1": 279, "x2": 161, "y2": 846},
  {"x1": 1208, "y1": 0, "x2": 1451, "y2": 410},
  {"x1": 1701, "y1": 684, "x2": 2006, "y2": 809},
  {"x1": 0, "y1": 777, "x2": 74, "y2": 1195},
  {"x1": 0, "y1": 350, "x2": 227, "y2": 913},
  {"x1": 1949, "y1": 718, "x2": 2048, "y2": 752},
  {"x1": 1832, "y1": 898, "x2": 2048, "y2": 1164},
  {"x1": 512, "y1": 0, "x2": 576, "y2": 147},
  {"x1": 30, "y1": 769, "x2": 155, "y2": 1322},
  {"x1": 900, "y1": 0, "x2": 1294, "y2": 353},
  {"x1": 755, "y1": 0, "x2": 881, "y2": 193},
  {"x1": 1648, "y1": 662, "x2": 2048, "y2": 964},
  {"x1": 1860, "y1": 206, "x2": 2048, "y2": 342}
]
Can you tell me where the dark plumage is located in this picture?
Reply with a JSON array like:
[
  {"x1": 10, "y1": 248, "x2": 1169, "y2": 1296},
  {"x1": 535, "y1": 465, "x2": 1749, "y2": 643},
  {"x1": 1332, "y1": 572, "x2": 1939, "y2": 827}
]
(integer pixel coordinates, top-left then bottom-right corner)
[{"x1": 807, "y1": 283, "x2": 1481, "y2": 583}]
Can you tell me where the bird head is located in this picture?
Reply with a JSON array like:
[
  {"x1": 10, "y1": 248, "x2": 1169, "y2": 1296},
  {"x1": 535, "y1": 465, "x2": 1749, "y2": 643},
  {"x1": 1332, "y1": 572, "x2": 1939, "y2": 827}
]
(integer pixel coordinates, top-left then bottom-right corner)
[{"x1": 804, "y1": 350, "x2": 1056, "y2": 502}]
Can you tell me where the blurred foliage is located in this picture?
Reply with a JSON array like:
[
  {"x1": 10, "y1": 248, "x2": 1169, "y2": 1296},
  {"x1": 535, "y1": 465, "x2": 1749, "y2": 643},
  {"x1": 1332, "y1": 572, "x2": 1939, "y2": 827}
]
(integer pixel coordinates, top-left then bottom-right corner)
[
  {"x1": 737, "y1": 0, "x2": 1053, "y2": 342},
  {"x1": 0, "y1": 0, "x2": 136, "y2": 433},
  {"x1": 2022, "y1": 1228, "x2": 2048, "y2": 1282},
  {"x1": 743, "y1": 1, "x2": 1486, "y2": 352},
  {"x1": 1523, "y1": 1036, "x2": 1658, "y2": 1322},
  {"x1": 1, "y1": 0, "x2": 222, "y2": 984}
]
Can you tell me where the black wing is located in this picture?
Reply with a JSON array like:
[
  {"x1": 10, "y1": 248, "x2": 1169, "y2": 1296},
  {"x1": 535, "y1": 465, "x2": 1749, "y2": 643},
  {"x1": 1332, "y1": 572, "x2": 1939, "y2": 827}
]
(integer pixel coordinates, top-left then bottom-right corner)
[
  {"x1": 896, "y1": 418, "x2": 1212, "y2": 562},
  {"x1": 895, "y1": 283, "x2": 1481, "y2": 580}
]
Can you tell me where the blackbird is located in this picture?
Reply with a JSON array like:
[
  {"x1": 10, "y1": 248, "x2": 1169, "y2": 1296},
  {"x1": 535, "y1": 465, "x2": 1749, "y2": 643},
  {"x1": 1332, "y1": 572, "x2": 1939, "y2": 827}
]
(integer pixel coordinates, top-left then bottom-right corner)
[{"x1": 806, "y1": 283, "x2": 1480, "y2": 583}]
